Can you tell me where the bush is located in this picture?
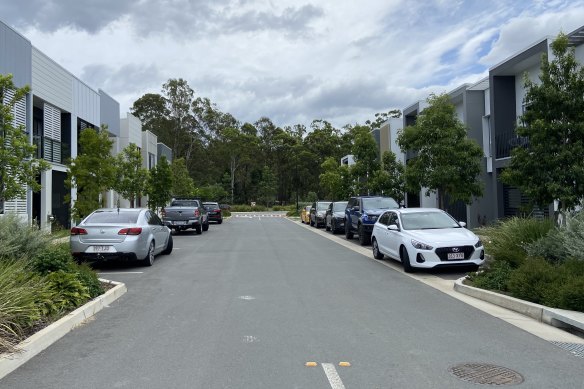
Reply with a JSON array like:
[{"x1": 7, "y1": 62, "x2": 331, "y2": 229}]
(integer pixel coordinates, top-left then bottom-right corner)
[
  {"x1": 466, "y1": 260, "x2": 513, "y2": 292},
  {"x1": 525, "y1": 227, "x2": 568, "y2": 263},
  {"x1": 0, "y1": 260, "x2": 48, "y2": 353},
  {"x1": 46, "y1": 271, "x2": 91, "y2": 312},
  {"x1": 478, "y1": 217, "x2": 554, "y2": 268},
  {"x1": 0, "y1": 214, "x2": 51, "y2": 261},
  {"x1": 229, "y1": 204, "x2": 268, "y2": 212},
  {"x1": 272, "y1": 204, "x2": 296, "y2": 212},
  {"x1": 30, "y1": 243, "x2": 75, "y2": 275},
  {"x1": 506, "y1": 258, "x2": 558, "y2": 305},
  {"x1": 76, "y1": 263, "x2": 104, "y2": 298}
]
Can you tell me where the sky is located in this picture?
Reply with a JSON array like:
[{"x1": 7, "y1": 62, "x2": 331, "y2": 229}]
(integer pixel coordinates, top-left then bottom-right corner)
[{"x1": 2, "y1": 0, "x2": 584, "y2": 129}]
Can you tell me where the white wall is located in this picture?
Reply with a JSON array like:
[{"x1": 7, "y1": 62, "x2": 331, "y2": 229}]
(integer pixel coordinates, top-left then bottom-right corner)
[
  {"x1": 73, "y1": 79, "x2": 100, "y2": 126},
  {"x1": 515, "y1": 62, "x2": 541, "y2": 120},
  {"x1": 119, "y1": 113, "x2": 142, "y2": 149},
  {"x1": 32, "y1": 48, "x2": 73, "y2": 112}
]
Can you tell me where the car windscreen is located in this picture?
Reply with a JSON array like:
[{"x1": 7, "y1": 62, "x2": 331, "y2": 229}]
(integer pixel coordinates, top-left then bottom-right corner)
[
  {"x1": 362, "y1": 197, "x2": 398, "y2": 210},
  {"x1": 203, "y1": 203, "x2": 219, "y2": 208},
  {"x1": 171, "y1": 200, "x2": 199, "y2": 207},
  {"x1": 317, "y1": 202, "x2": 330, "y2": 210},
  {"x1": 85, "y1": 210, "x2": 140, "y2": 224},
  {"x1": 333, "y1": 202, "x2": 348, "y2": 211},
  {"x1": 400, "y1": 212, "x2": 460, "y2": 230}
]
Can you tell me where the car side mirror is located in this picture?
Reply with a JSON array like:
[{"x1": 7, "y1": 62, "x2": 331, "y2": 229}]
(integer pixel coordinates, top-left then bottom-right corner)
[
  {"x1": 388, "y1": 224, "x2": 399, "y2": 231},
  {"x1": 352, "y1": 206, "x2": 360, "y2": 211},
  {"x1": 459, "y1": 221, "x2": 467, "y2": 228}
]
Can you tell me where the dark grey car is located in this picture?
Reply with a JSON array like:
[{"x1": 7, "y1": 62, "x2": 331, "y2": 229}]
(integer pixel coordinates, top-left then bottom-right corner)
[{"x1": 325, "y1": 201, "x2": 348, "y2": 234}]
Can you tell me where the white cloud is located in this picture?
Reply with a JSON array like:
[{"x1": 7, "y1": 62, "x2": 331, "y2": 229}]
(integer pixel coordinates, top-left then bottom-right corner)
[{"x1": 3, "y1": 0, "x2": 584, "y2": 129}]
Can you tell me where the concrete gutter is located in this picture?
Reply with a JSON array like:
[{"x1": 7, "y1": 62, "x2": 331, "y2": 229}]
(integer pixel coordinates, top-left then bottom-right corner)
[
  {"x1": 0, "y1": 279, "x2": 127, "y2": 380},
  {"x1": 454, "y1": 277, "x2": 584, "y2": 335}
]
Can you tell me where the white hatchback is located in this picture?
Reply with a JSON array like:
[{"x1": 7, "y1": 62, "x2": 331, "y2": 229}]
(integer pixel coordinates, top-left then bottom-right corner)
[{"x1": 371, "y1": 208, "x2": 485, "y2": 272}]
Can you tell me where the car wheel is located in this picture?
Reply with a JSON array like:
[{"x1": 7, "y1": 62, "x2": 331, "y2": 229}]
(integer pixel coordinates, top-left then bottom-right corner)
[
  {"x1": 162, "y1": 234, "x2": 173, "y2": 255},
  {"x1": 325, "y1": 221, "x2": 330, "y2": 231},
  {"x1": 372, "y1": 238, "x2": 384, "y2": 260},
  {"x1": 345, "y1": 222, "x2": 354, "y2": 239},
  {"x1": 218, "y1": 219, "x2": 223, "y2": 224},
  {"x1": 400, "y1": 246, "x2": 413, "y2": 273},
  {"x1": 310, "y1": 218, "x2": 315, "y2": 227},
  {"x1": 203, "y1": 222, "x2": 209, "y2": 231},
  {"x1": 331, "y1": 219, "x2": 337, "y2": 234},
  {"x1": 143, "y1": 240, "x2": 155, "y2": 266},
  {"x1": 196, "y1": 224, "x2": 202, "y2": 234},
  {"x1": 358, "y1": 224, "x2": 371, "y2": 246}
]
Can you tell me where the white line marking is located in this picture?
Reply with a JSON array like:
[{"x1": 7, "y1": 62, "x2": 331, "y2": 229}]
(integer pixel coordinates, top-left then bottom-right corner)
[
  {"x1": 322, "y1": 363, "x2": 346, "y2": 389},
  {"x1": 98, "y1": 272, "x2": 144, "y2": 275}
]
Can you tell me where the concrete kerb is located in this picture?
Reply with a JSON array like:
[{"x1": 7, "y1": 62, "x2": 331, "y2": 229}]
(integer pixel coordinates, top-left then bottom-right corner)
[{"x1": 0, "y1": 279, "x2": 127, "y2": 380}]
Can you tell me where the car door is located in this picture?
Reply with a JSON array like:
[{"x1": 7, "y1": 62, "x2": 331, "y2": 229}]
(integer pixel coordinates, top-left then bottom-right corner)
[
  {"x1": 375, "y1": 212, "x2": 391, "y2": 253},
  {"x1": 325, "y1": 202, "x2": 333, "y2": 227},
  {"x1": 147, "y1": 211, "x2": 166, "y2": 253},
  {"x1": 386, "y1": 211, "x2": 402, "y2": 259}
]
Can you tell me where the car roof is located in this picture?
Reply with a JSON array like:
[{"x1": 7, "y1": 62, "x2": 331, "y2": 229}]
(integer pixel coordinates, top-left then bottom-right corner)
[
  {"x1": 394, "y1": 207, "x2": 445, "y2": 214},
  {"x1": 93, "y1": 208, "x2": 146, "y2": 212}
]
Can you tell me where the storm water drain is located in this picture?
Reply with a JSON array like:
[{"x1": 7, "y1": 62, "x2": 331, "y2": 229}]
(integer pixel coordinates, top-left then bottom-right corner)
[{"x1": 448, "y1": 363, "x2": 524, "y2": 386}]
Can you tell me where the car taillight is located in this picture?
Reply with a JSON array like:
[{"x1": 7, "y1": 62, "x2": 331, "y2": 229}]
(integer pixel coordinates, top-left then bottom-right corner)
[
  {"x1": 194, "y1": 209, "x2": 200, "y2": 217},
  {"x1": 214, "y1": 209, "x2": 221, "y2": 213},
  {"x1": 70, "y1": 227, "x2": 88, "y2": 235},
  {"x1": 118, "y1": 227, "x2": 142, "y2": 235}
]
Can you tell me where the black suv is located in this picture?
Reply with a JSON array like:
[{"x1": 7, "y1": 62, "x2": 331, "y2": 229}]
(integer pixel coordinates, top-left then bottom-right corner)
[{"x1": 345, "y1": 196, "x2": 399, "y2": 245}]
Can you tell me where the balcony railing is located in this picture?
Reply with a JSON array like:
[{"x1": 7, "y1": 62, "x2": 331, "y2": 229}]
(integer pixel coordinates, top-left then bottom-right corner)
[
  {"x1": 495, "y1": 131, "x2": 529, "y2": 159},
  {"x1": 33, "y1": 136, "x2": 71, "y2": 164}
]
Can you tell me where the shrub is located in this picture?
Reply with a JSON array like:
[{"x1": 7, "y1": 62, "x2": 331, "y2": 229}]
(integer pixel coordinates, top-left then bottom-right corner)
[
  {"x1": 0, "y1": 260, "x2": 48, "y2": 353},
  {"x1": 479, "y1": 217, "x2": 554, "y2": 268},
  {"x1": 229, "y1": 204, "x2": 268, "y2": 212},
  {"x1": 506, "y1": 258, "x2": 558, "y2": 305},
  {"x1": 552, "y1": 276, "x2": 584, "y2": 312},
  {"x1": 558, "y1": 212, "x2": 584, "y2": 261},
  {"x1": 466, "y1": 260, "x2": 513, "y2": 292},
  {"x1": 30, "y1": 243, "x2": 75, "y2": 275},
  {"x1": 46, "y1": 271, "x2": 90, "y2": 312},
  {"x1": 525, "y1": 227, "x2": 568, "y2": 263},
  {"x1": 75, "y1": 263, "x2": 104, "y2": 298},
  {"x1": 0, "y1": 214, "x2": 51, "y2": 261}
]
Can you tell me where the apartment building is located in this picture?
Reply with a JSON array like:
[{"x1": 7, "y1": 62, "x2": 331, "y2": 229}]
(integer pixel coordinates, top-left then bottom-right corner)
[{"x1": 0, "y1": 19, "x2": 170, "y2": 229}]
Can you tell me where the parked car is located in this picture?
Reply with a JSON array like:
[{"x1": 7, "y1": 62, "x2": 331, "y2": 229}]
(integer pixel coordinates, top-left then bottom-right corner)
[
  {"x1": 325, "y1": 201, "x2": 348, "y2": 234},
  {"x1": 300, "y1": 205, "x2": 312, "y2": 224},
  {"x1": 345, "y1": 196, "x2": 399, "y2": 245},
  {"x1": 371, "y1": 208, "x2": 485, "y2": 272},
  {"x1": 310, "y1": 201, "x2": 332, "y2": 227},
  {"x1": 70, "y1": 208, "x2": 173, "y2": 266},
  {"x1": 203, "y1": 201, "x2": 223, "y2": 224},
  {"x1": 161, "y1": 198, "x2": 209, "y2": 234}
]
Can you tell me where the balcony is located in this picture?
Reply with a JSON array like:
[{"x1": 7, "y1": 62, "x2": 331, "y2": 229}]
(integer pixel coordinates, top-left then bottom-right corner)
[{"x1": 33, "y1": 136, "x2": 71, "y2": 164}]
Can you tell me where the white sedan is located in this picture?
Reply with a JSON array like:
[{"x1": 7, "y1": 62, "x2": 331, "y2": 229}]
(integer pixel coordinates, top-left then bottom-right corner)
[{"x1": 371, "y1": 208, "x2": 485, "y2": 272}]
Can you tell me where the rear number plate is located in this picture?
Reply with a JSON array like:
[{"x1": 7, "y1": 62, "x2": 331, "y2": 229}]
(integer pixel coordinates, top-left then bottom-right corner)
[
  {"x1": 90, "y1": 245, "x2": 112, "y2": 253},
  {"x1": 447, "y1": 252, "x2": 465, "y2": 260},
  {"x1": 174, "y1": 221, "x2": 185, "y2": 225}
]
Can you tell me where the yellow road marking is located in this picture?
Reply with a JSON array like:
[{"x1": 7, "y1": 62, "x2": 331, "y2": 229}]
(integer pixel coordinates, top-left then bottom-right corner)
[
  {"x1": 305, "y1": 362, "x2": 318, "y2": 367},
  {"x1": 339, "y1": 362, "x2": 351, "y2": 367}
]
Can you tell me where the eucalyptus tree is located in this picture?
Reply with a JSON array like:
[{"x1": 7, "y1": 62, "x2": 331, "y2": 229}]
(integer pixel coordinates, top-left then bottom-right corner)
[
  {"x1": 397, "y1": 93, "x2": 483, "y2": 209},
  {"x1": 146, "y1": 155, "x2": 173, "y2": 212},
  {"x1": 113, "y1": 143, "x2": 149, "y2": 208},
  {"x1": 501, "y1": 33, "x2": 584, "y2": 216}
]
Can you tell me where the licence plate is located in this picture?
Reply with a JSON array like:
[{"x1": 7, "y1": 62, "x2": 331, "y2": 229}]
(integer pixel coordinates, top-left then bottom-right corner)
[
  {"x1": 447, "y1": 252, "x2": 465, "y2": 260},
  {"x1": 90, "y1": 245, "x2": 112, "y2": 253},
  {"x1": 174, "y1": 221, "x2": 185, "y2": 225}
]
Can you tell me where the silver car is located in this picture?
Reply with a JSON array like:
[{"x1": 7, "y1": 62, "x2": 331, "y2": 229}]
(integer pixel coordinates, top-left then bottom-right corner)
[{"x1": 70, "y1": 208, "x2": 173, "y2": 266}]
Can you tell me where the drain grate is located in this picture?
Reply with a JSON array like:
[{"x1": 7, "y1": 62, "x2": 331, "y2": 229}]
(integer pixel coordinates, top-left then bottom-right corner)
[
  {"x1": 551, "y1": 342, "x2": 584, "y2": 358},
  {"x1": 449, "y1": 363, "x2": 524, "y2": 385}
]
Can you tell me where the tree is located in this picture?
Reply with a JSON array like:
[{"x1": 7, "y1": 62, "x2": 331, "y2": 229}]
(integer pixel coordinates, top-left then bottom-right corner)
[
  {"x1": 370, "y1": 151, "x2": 406, "y2": 204},
  {"x1": 257, "y1": 165, "x2": 277, "y2": 207},
  {"x1": 0, "y1": 74, "x2": 49, "y2": 209},
  {"x1": 351, "y1": 125, "x2": 379, "y2": 195},
  {"x1": 171, "y1": 158, "x2": 195, "y2": 197},
  {"x1": 146, "y1": 155, "x2": 173, "y2": 212},
  {"x1": 66, "y1": 126, "x2": 116, "y2": 221},
  {"x1": 501, "y1": 33, "x2": 584, "y2": 215},
  {"x1": 365, "y1": 109, "x2": 402, "y2": 129},
  {"x1": 397, "y1": 93, "x2": 483, "y2": 209},
  {"x1": 319, "y1": 157, "x2": 353, "y2": 200},
  {"x1": 113, "y1": 143, "x2": 149, "y2": 208}
]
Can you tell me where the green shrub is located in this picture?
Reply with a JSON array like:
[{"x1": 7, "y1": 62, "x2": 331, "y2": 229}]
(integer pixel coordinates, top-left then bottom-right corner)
[
  {"x1": 229, "y1": 204, "x2": 268, "y2": 212},
  {"x1": 46, "y1": 271, "x2": 90, "y2": 312},
  {"x1": 466, "y1": 260, "x2": 513, "y2": 292},
  {"x1": 222, "y1": 210, "x2": 231, "y2": 217},
  {"x1": 0, "y1": 214, "x2": 51, "y2": 261},
  {"x1": 30, "y1": 243, "x2": 75, "y2": 275},
  {"x1": 0, "y1": 260, "x2": 48, "y2": 353},
  {"x1": 552, "y1": 276, "x2": 584, "y2": 312},
  {"x1": 525, "y1": 227, "x2": 568, "y2": 263},
  {"x1": 75, "y1": 263, "x2": 104, "y2": 298},
  {"x1": 287, "y1": 209, "x2": 300, "y2": 217},
  {"x1": 558, "y1": 213, "x2": 584, "y2": 261},
  {"x1": 272, "y1": 204, "x2": 296, "y2": 212},
  {"x1": 506, "y1": 258, "x2": 559, "y2": 305},
  {"x1": 480, "y1": 217, "x2": 554, "y2": 268}
]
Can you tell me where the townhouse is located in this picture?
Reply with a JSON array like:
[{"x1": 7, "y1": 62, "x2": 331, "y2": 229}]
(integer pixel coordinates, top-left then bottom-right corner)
[
  {"x1": 0, "y1": 19, "x2": 171, "y2": 230},
  {"x1": 377, "y1": 24, "x2": 584, "y2": 228}
]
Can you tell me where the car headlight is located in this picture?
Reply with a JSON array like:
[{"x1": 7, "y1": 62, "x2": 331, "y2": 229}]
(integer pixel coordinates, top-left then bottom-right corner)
[
  {"x1": 474, "y1": 240, "x2": 483, "y2": 248},
  {"x1": 411, "y1": 239, "x2": 433, "y2": 250},
  {"x1": 363, "y1": 214, "x2": 377, "y2": 222},
  {"x1": 317, "y1": 212, "x2": 324, "y2": 217}
]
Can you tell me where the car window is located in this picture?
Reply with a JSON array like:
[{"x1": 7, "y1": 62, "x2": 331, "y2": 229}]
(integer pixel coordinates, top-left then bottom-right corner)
[
  {"x1": 388, "y1": 212, "x2": 399, "y2": 226},
  {"x1": 378, "y1": 212, "x2": 390, "y2": 226},
  {"x1": 171, "y1": 200, "x2": 199, "y2": 207},
  {"x1": 147, "y1": 211, "x2": 162, "y2": 225},
  {"x1": 362, "y1": 197, "x2": 399, "y2": 210},
  {"x1": 317, "y1": 202, "x2": 330, "y2": 211},
  {"x1": 400, "y1": 211, "x2": 460, "y2": 230},
  {"x1": 333, "y1": 202, "x2": 348, "y2": 212},
  {"x1": 85, "y1": 210, "x2": 140, "y2": 224}
]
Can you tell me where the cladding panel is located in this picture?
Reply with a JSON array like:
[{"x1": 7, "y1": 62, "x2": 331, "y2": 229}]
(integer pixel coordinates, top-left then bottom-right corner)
[
  {"x1": 32, "y1": 48, "x2": 73, "y2": 112},
  {"x1": 0, "y1": 22, "x2": 32, "y2": 88}
]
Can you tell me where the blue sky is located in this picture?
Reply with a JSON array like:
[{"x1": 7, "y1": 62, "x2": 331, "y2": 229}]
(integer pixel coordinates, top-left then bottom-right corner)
[{"x1": 2, "y1": 0, "x2": 584, "y2": 128}]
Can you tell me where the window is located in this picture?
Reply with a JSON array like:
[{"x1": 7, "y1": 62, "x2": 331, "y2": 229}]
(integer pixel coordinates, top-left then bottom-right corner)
[
  {"x1": 378, "y1": 212, "x2": 390, "y2": 226},
  {"x1": 388, "y1": 212, "x2": 399, "y2": 227}
]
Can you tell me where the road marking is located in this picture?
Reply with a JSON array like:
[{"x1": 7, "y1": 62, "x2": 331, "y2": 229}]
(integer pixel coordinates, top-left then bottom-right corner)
[
  {"x1": 339, "y1": 362, "x2": 351, "y2": 367},
  {"x1": 305, "y1": 362, "x2": 318, "y2": 367},
  {"x1": 242, "y1": 335, "x2": 258, "y2": 343},
  {"x1": 98, "y1": 271, "x2": 144, "y2": 275},
  {"x1": 322, "y1": 363, "x2": 346, "y2": 389},
  {"x1": 238, "y1": 295, "x2": 256, "y2": 300}
]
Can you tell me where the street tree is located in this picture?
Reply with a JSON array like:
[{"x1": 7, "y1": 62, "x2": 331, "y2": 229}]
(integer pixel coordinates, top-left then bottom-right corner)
[
  {"x1": 65, "y1": 126, "x2": 115, "y2": 221},
  {"x1": 257, "y1": 165, "x2": 277, "y2": 207},
  {"x1": 0, "y1": 74, "x2": 49, "y2": 210},
  {"x1": 397, "y1": 93, "x2": 483, "y2": 209},
  {"x1": 365, "y1": 109, "x2": 402, "y2": 129},
  {"x1": 171, "y1": 158, "x2": 195, "y2": 198},
  {"x1": 146, "y1": 155, "x2": 173, "y2": 212},
  {"x1": 501, "y1": 33, "x2": 584, "y2": 215},
  {"x1": 351, "y1": 125, "x2": 379, "y2": 195},
  {"x1": 370, "y1": 151, "x2": 406, "y2": 204},
  {"x1": 319, "y1": 157, "x2": 353, "y2": 200},
  {"x1": 113, "y1": 143, "x2": 149, "y2": 208}
]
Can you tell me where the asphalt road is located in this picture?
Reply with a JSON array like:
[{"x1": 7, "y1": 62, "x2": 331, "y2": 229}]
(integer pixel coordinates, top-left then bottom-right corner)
[{"x1": 2, "y1": 214, "x2": 583, "y2": 388}]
